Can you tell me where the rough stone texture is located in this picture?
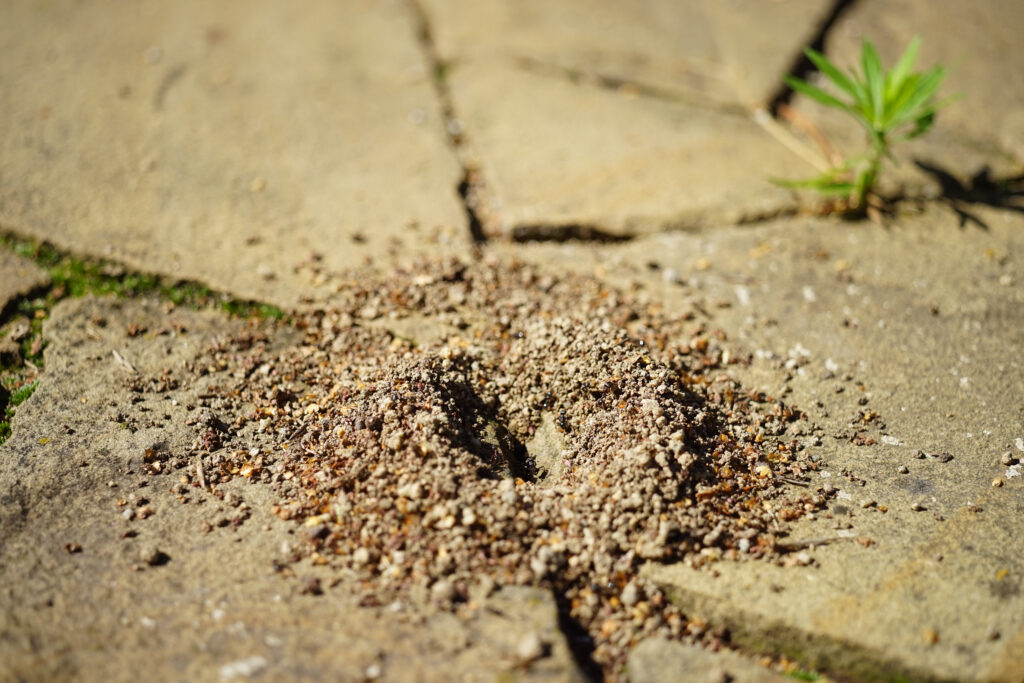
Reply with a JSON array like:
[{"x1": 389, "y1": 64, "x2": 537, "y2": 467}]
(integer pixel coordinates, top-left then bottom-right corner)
[
  {"x1": 419, "y1": 0, "x2": 837, "y2": 238},
  {"x1": 497, "y1": 204, "x2": 1024, "y2": 681},
  {"x1": 0, "y1": 247, "x2": 50, "y2": 313},
  {"x1": 421, "y1": 0, "x2": 834, "y2": 109},
  {"x1": 0, "y1": 0, "x2": 468, "y2": 309},
  {"x1": 0, "y1": 297, "x2": 583, "y2": 683},
  {"x1": 445, "y1": 62, "x2": 808, "y2": 237},
  {"x1": 628, "y1": 638, "x2": 786, "y2": 683}
]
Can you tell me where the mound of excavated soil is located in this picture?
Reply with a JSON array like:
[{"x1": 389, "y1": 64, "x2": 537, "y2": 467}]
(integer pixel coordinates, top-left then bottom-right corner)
[{"x1": 150, "y1": 258, "x2": 824, "y2": 672}]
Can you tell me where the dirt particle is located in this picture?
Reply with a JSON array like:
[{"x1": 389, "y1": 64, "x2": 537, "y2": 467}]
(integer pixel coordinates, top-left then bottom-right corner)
[
  {"x1": 515, "y1": 631, "x2": 548, "y2": 664},
  {"x1": 139, "y1": 545, "x2": 170, "y2": 566}
]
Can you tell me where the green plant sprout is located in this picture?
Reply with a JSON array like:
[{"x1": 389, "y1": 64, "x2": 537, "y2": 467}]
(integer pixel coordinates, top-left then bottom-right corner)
[{"x1": 779, "y1": 36, "x2": 951, "y2": 212}]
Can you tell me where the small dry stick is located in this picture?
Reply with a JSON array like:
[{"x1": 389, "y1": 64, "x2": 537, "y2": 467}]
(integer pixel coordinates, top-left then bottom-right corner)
[
  {"x1": 753, "y1": 108, "x2": 830, "y2": 173},
  {"x1": 111, "y1": 349, "x2": 137, "y2": 373},
  {"x1": 196, "y1": 459, "x2": 208, "y2": 491},
  {"x1": 775, "y1": 537, "x2": 845, "y2": 551},
  {"x1": 776, "y1": 102, "x2": 844, "y2": 167}
]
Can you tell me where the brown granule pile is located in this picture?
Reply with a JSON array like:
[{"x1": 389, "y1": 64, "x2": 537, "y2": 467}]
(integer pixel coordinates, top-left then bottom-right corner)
[{"x1": 170, "y1": 258, "x2": 826, "y2": 674}]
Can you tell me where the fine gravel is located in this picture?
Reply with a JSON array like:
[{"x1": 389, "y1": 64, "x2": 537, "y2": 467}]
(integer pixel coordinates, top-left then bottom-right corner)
[{"x1": 144, "y1": 257, "x2": 827, "y2": 675}]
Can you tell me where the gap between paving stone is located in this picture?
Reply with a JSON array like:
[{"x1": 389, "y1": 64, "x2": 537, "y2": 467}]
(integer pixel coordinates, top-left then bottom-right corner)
[
  {"x1": 407, "y1": 0, "x2": 489, "y2": 247},
  {"x1": 765, "y1": 0, "x2": 862, "y2": 116}
]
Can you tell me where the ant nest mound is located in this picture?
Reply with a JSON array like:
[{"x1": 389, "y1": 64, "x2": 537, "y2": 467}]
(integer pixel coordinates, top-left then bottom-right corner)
[{"x1": 179, "y1": 259, "x2": 827, "y2": 672}]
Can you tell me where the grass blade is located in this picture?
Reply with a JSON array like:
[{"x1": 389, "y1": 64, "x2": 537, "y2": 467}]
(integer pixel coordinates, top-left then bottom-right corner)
[
  {"x1": 861, "y1": 40, "x2": 885, "y2": 127},
  {"x1": 784, "y1": 76, "x2": 854, "y2": 114},
  {"x1": 887, "y1": 66, "x2": 945, "y2": 129},
  {"x1": 804, "y1": 47, "x2": 863, "y2": 100},
  {"x1": 885, "y1": 36, "x2": 920, "y2": 103},
  {"x1": 776, "y1": 177, "x2": 857, "y2": 195}
]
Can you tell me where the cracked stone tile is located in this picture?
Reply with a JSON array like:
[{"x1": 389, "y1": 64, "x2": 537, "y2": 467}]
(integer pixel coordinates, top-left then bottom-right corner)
[
  {"x1": 628, "y1": 638, "x2": 786, "y2": 683},
  {"x1": 0, "y1": 0, "x2": 468, "y2": 309},
  {"x1": 421, "y1": 0, "x2": 834, "y2": 108},
  {"x1": 444, "y1": 61, "x2": 808, "y2": 238}
]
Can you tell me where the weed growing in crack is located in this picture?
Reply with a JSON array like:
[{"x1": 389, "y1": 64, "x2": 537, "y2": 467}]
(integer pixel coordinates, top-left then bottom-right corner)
[{"x1": 776, "y1": 37, "x2": 953, "y2": 215}]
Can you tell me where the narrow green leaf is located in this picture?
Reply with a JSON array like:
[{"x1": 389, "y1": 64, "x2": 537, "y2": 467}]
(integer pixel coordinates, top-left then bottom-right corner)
[
  {"x1": 885, "y1": 36, "x2": 921, "y2": 103},
  {"x1": 883, "y1": 72, "x2": 922, "y2": 127},
  {"x1": 861, "y1": 39, "x2": 885, "y2": 127},
  {"x1": 784, "y1": 75, "x2": 854, "y2": 114},
  {"x1": 804, "y1": 47, "x2": 862, "y2": 99},
  {"x1": 887, "y1": 66, "x2": 945, "y2": 130},
  {"x1": 772, "y1": 167, "x2": 856, "y2": 197}
]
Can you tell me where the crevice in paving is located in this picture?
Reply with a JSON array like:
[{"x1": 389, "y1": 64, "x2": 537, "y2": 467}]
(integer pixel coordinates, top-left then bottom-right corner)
[
  {"x1": 407, "y1": 0, "x2": 488, "y2": 246},
  {"x1": 456, "y1": 172, "x2": 488, "y2": 244},
  {"x1": 766, "y1": 0, "x2": 861, "y2": 116},
  {"x1": 511, "y1": 223, "x2": 635, "y2": 244},
  {"x1": 513, "y1": 57, "x2": 750, "y2": 118}
]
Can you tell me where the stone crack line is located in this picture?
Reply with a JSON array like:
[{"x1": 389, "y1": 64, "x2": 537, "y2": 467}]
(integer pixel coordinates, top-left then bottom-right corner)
[
  {"x1": 407, "y1": 0, "x2": 488, "y2": 245},
  {"x1": 512, "y1": 56, "x2": 749, "y2": 118},
  {"x1": 765, "y1": 0, "x2": 862, "y2": 117}
]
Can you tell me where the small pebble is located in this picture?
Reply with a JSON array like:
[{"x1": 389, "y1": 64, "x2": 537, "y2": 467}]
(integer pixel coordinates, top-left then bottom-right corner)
[
  {"x1": 991, "y1": 478, "x2": 1003, "y2": 488},
  {"x1": 620, "y1": 582, "x2": 641, "y2": 607},
  {"x1": 897, "y1": 465, "x2": 909, "y2": 474},
  {"x1": 300, "y1": 576, "x2": 322, "y2": 596},
  {"x1": 515, "y1": 631, "x2": 546, "y2": 662},
  {"x1": 911, "y1": 502, "x2": 925, "y2": 511},
  {"x1": 430, "y1": 579, "x2": 455, "y2": 605},
  {"x1": 1000, "y1": 451, "x2": 1015, "y2": 466},
  {"x1": 139, "y1": 545, "x2": 169, "y2": 566}
]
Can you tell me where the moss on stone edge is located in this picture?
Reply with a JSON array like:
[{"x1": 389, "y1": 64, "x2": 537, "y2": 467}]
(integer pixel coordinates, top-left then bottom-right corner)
[{"x1": 0, "y1": 234, "x2": 287, "y2": 445}]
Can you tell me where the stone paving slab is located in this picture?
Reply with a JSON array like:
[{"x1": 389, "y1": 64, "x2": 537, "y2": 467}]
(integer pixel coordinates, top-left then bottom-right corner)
[
  {"x1": 0, "y1": 296, "x2": 582, "y2": 682},
  {"x1": 0, "y1": 247, "x2": 49, "y2": 313},
  {"x1": 493, "y1": 204, "x2": 1024, "y2": 680},
  {"x1": 421, "y1": 0, "x2": 833, "y2": 109},
  {"x1": 627, "y1": 638, "x2": 785, "y2": 683},
  {"x1": 420, "y1": 0, "x2": 839, "y2": 238},
  {"x1": 0, "y1": 0, "x2": 468, "y2": 309},
  {"x1": 444, "y1": 61, "x2": 807, "y2": 238}
]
